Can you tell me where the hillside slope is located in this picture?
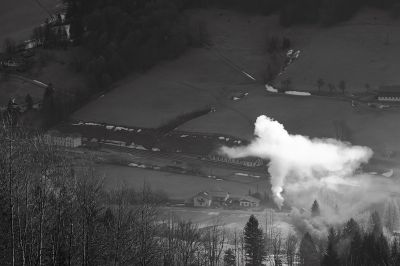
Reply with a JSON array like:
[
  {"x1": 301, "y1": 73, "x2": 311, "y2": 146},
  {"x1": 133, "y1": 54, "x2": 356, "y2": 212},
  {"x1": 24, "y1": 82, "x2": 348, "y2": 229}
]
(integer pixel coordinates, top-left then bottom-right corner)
[
  {"x1": 0, "y1": 0, "x2": 60, "y2": 42},
  {"x1": 73, "y1": 9, "x2": 276, "y2": 128},
  {"x1": 276, "y1": 8, "x2": 400, "y2": 92}
]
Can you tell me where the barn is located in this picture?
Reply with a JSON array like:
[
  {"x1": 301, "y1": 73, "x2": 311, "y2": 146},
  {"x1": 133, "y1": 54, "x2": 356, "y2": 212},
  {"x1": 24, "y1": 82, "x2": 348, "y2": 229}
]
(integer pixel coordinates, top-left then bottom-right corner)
[
  {"x1": 44, "y1": 130, "x2": 82, "y2": 148},
  {"x1": 377, "y1": 85, "x2": 400, "y2": 102},
  {"x1": 193, "y1": 192, "x2": 212, "y2": 207}
]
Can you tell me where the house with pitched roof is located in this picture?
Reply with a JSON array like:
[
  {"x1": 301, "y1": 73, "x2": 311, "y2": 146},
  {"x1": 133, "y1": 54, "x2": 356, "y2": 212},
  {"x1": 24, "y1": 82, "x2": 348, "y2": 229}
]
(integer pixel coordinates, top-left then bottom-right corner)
[{"x1": 193, "y1": 191, "x2": 230, "y2": 207}]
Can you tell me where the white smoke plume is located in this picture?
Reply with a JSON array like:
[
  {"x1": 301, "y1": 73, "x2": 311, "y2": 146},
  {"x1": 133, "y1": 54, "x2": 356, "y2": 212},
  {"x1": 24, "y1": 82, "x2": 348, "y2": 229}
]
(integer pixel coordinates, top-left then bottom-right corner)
[{"x1": 220, "y1": 115, "x2": 373, "y2": 208}]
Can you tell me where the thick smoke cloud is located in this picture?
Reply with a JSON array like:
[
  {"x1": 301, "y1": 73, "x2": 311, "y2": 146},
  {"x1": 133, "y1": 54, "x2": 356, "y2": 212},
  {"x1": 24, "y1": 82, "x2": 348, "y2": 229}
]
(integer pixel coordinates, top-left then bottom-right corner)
[{"x1": 220, "y1": 115, "x2": 373, "y2": 208}]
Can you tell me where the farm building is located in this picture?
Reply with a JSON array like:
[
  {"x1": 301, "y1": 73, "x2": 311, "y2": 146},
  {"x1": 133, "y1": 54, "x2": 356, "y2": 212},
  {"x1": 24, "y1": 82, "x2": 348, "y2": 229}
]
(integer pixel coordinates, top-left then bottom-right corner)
[
  {"x1": 44, "y1": 130, "x2": 82, "y2": 148},
  {"x1": 238, "y1": 196, "x2": 260, "y2": 207},
  {"x1": 226, "y1": 195, "x2": 261, "y2": 208},
  {"x1": 192, "y1": 191, "x2": 260, "y2": 208},
  {"x1": 193, "y1": 191, "x2": 212, "y2": 207},
  {"x1": 209, "y1": 191, "x2": 230, "y2": 206},
  {"x1": 193, "y1": 191, "x2": 230, "y2": 207},
  {"x1": 377, "y1": 85, "x2": 400, "y2": 102},
  {"x1": 208, "y1": 154, "x2": 264, "y2": 167}
]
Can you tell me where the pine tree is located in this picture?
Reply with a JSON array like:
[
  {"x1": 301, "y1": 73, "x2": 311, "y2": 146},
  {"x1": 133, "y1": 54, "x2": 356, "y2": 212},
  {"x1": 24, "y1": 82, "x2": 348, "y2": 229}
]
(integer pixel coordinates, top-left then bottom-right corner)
[
  {"x1": 223, "y1": 248, "x2": 236, "y2": 266},
  {"x1": 244, "y1": 215, "x2": 265, "y2": 266},
  {"x1": 343, "y1": 218, "x2": 360, "y2": 238},
  {"x1": 322, "y1": 228, "x2": 339, "y2": 266},
  {"x1": 7, "y1": 98, "x2": 14, "y2": 111},
  {"x1": 6, "y1": 98, "x2": 18, "y2": 125},
  {"x1": 370, "y1": 211, "x2": 383, "y2": 237},
  {"x1": 391, "y1": 239, "x2": 400, "y2": 265},
  {"x1": 339, "y1": 80, "x2": 346, "y2": 95},
  {"x1": 317, "y1": 78, "x2": 325, "y2": 92},
  {"x1": 25, "y1": 94, "x2": 33, "y2": 110},
  {"x1": 42, "y1": 83, "x2": 57, "y2": 126},
  {"x1": 299, "y1": 232, "x2": 319, "y2": 266},
  {"x1": 375, "y1": 233, "x2": 390, "y2": 266},
  {"x1": 311, "y1": 200, "x2": 320, "y2": 217},
  {"x1": 349, "y1": 230, "x2": 363, "y2": 265}
]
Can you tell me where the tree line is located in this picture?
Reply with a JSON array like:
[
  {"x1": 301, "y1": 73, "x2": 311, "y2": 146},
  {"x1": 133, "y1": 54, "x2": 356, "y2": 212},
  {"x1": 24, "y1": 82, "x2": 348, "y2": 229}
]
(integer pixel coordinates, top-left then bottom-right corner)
[
  {"x1": 62, "y1": 0, "x2": 209, "y2": 91},
  {"x1": 295, "y1": 200, "x2": 400, "y2": 266},
  {"x1": 0, "y1": 121, "x2": 229, "y2": 266},
  {"x1": 184, "y1": 0, "x2": 400, "y2": 26}
]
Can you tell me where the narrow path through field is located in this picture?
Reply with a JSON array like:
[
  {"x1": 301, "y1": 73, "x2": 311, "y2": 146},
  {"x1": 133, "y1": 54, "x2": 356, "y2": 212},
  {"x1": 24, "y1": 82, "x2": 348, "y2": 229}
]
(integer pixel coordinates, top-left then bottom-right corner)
[{"x1": 204, "y1": 44, "x2": 257, "y2": 81}]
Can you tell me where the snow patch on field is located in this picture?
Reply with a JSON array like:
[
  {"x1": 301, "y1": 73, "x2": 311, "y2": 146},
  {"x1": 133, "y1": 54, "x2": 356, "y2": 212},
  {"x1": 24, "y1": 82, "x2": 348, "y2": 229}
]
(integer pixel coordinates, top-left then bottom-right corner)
[
  {"x1": 234, "y1": 173, "x2": 261, "y2": 178},
  {"x1": 126, "y1": 143, "x2": 148, "y2": 150},
  {"x1": 128, "y1": 163, "x2": 148, "y2": 169},
  {"x1": 382, "y1": 169, "x2": 394, "y2": 178},
  {"x1": 135, "y1": 145, "x2": 147, "y2": 150},
  {"x1": 235, "y1": 172, "x2": 249, "y2": 176},
  {"x1": 285, "y1": 91, "x2": 311, "y2": 96},
  {"x1": 84, "y1": 122, "x2": 102, "y2": 126},
  {"x1": 106, "y1": 140, "x2": 125, "y2": 146},
  {"x1": 265, "y1": 84, "x2": 278, "y2": 93},
  {"x1": 115, "y1": 126, "x2": 129, "y2": 131}
]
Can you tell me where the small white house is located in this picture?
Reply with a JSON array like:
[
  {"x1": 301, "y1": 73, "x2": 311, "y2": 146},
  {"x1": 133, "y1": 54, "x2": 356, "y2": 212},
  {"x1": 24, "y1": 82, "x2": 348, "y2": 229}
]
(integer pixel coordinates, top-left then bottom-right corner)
[{"x1": 239, "y1": 196, "x2": 260, "y2": 208}]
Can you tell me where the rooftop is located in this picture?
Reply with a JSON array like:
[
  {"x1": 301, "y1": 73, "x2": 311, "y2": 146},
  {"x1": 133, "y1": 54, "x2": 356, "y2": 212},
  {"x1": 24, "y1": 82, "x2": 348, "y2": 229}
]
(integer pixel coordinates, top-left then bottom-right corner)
[
  {"x1": 239, "y1": 195, "x2": 261, "y2": 203},
  {"x1": 46, "y1": 130, "x2": 81, "y2": 138},
  {"x1": 378, "y1": 85, "x2": 400, "y2": 96},
  {"x1": 229, "y1": 194, "x2": 261, "y2": 203},
  {"x1": 194, "y1": 191, "x2": 212, "y2": 200}
]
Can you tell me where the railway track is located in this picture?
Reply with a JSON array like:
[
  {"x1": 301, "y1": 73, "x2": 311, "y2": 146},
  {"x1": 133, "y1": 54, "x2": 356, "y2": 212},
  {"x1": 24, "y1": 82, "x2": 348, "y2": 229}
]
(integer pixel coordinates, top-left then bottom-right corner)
[{"x1": 94, "y1": 142, "x2": 267, "y2": 174}]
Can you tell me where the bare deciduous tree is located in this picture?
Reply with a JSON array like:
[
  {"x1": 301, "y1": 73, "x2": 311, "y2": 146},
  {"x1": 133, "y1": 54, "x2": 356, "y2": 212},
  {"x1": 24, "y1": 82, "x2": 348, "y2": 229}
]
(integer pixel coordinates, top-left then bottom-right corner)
[{"x1": 285, "y1": 233, "x2": 298, "y2": 266}]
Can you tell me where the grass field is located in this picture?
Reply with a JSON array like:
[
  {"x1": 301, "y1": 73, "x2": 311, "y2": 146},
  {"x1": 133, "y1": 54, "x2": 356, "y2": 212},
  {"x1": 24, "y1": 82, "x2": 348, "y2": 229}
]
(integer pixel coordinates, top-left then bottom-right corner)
[
  {"x1": 73, "y1": 9, "x2": 275, "y2": 127},
  {"x1": 30, "y1": 49, "x2": 87, "y2": 94},
  {"x1": 159, "y1": 206, "x2": 291, "y2": 231},
  {"x1": 275, "y1": 8, "x2": 400, "y2": 93},
  {"x1": 0, "y1": 0, "x2": 60, "y2": 42},
  {"x1": 0, "y1": 76, "x2": 44, "y2": 105},
  {"x1": 180, "y1": 91, "x2": 400, "y2": 159},
  {"x1": 97, "y1": 164, "x2": 268, "y2": 200},
  {"x1": 0, "y1": 0, "x2": 64, "y2": 105},
  {"x1": 72, "y1": 8, "x2": 400, "y2": 160},
  {"x1": 176, "y1": 9, "x2": 400, "y2": 161}
]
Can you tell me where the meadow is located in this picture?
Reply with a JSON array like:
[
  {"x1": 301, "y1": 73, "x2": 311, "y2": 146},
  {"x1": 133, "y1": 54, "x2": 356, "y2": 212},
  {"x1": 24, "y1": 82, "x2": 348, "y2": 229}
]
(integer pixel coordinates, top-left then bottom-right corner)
[{"x1": 0, "y1": 0, "x2": 59, "y2": 42}]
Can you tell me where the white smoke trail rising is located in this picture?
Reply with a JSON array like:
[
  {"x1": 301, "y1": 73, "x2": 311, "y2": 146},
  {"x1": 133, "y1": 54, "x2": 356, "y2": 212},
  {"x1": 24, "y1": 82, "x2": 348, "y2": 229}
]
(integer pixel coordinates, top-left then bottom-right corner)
[{"x1": 220, "y1": 115, "x2": 373, "y2": 208}]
